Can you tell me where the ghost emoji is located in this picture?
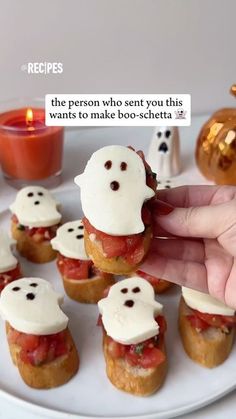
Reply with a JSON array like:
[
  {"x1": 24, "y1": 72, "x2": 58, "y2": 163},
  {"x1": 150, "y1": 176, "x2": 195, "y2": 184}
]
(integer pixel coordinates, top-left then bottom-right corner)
[
  {"x1": 51, "y1": 220, "x2": 90, "y2": 260},
  {"x1": 10, "y1": 186, "x2": 62, "y2": 228},
  {"x1": 147, "y1": 126, "x2": 181, "y2": 178},
  {"x1": 0, "y1": 230, "x2": 17, "y2": 274},
  {"x1": 0, "y1": 277, "x2": 68, "y2": 335},
  {"x1": 74, "y1": 145, "x2": 154, "y2": 236},
  {"x1": 98, "y1": 277, "x2": 163, "y2": 344}
]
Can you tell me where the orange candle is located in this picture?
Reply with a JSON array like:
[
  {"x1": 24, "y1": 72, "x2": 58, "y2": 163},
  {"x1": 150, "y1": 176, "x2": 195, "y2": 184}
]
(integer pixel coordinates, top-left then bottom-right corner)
[{"x1": 0, "y1": 107, "x2": 64, "y2": 185}]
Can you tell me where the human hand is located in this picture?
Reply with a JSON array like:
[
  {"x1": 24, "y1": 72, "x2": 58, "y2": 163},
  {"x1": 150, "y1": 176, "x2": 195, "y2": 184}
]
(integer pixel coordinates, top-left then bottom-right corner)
[{"x1": 141, "y1": 185, "x2": 236, "y2": 309}]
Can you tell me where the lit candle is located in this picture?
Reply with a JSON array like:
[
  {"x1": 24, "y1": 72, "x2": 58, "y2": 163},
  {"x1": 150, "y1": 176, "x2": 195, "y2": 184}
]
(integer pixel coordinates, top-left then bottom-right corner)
[{"x1": 0, "y1": 105, "x2": 64, "y2": 187}]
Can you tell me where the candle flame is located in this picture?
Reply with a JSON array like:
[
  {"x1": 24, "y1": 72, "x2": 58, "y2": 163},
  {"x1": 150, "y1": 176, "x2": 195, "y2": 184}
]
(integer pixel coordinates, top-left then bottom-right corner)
[{"x1": 26, "y1": 108, "x2": 33, "y2": 125}]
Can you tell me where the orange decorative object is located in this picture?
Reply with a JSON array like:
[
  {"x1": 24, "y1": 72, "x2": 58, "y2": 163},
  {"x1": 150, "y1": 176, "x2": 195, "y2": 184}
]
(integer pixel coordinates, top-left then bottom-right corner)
[
  {"x1": 195, "y1": 85, "x2": 236, "y2": 185},
  {"x1": 0, "y1": 106, "x2": 64, "y2": 186}
]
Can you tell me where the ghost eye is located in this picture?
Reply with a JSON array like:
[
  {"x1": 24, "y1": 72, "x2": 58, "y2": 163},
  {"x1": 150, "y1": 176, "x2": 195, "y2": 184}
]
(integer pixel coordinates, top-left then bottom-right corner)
[
  {"x1": 78, "y1": 225, "x2": 84, "y2": 230},
  {"x1": 30, "y1": 283, "x2": 38, "y2": 287},
  {"x1": 76, "y1": 235, "x2": 83, "y2": 239},
  {"x1": 12, "y1": 286, "x2": 20, "y2": 291},
  {"x1": 157, "y1": 132, "x2": 162, "y2": 138},
  {"x1": 68, "y1": 228, "x2": 74, "y2": 232},
  {"x1": 38, "y1": 192, "x2": 43, "y2": 196},
  {"x1": 132, "y1": 287, "x2": 140, "y2": 293},
  {"x1": 27, "y1": 192, "x2": 34, "y2": 197},
  {"x1": 121, "y1": 288, "x2": 128, "y2": 293},
  {"x1": 104, "y1": 160, "x2": 112, "y2": 170},
  {"x1": 165, "y1": 130, "x2": 171, "y2": 138},
  {"x1": 120, "y1": 162, "x2": 127, "y2": 171}
]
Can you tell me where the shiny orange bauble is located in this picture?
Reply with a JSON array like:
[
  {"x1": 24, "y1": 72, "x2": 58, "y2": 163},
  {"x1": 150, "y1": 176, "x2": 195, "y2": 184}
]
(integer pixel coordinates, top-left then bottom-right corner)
[{"x1": 195, "y1": 85, "x2": 236, "y2": 185}]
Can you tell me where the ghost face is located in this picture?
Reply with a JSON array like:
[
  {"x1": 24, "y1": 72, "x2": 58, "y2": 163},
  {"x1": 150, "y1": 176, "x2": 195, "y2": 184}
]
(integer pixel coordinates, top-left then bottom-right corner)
[
  {"x1": 51, "y1": 220, "x2": 90, "y2": 260},
  {"x1": 146, "y1": 126, "x2": 181, "y2": 178},
  {"x1": 0, "y1": 230, "x2": 17, "y2": 273},
  {"x1": 0, "y1": 278, "x2": 68, "y2": 335},
  {"x1": 75, "y1": 146, "x2": 154, "y2": 236},
  {"x1": 98, "y1": 277, "x2": 163, "y2": 344},
  {"x1": 10, "y1": 186, "x2": 62, "y2": 228}
]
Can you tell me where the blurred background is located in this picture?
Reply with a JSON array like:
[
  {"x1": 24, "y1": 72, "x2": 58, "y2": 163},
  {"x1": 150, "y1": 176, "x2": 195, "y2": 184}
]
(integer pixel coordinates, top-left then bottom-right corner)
[{"x1": 0, "y1": 0, "x2": 236, "y2": 115}]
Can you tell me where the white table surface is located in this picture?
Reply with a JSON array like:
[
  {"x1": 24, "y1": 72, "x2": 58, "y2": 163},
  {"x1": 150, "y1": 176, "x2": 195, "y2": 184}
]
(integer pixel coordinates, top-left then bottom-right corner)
[{"x1": 0, "y1": 117, "x2": 236, "y2": 419}]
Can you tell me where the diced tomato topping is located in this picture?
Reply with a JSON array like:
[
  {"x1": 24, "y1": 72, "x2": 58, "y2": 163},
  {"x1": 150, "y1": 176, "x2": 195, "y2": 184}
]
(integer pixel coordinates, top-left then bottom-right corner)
[
  {"x1": 7, "y1": 325, "x2": 68, "y2": 366},
  {"x1": 0, "y1": 264, "x2": 22, "y2": 292},
  {"x1": 57, "y1": 253, "x2": 106, "y2": 280},
  {"x1": 191, "y1": 309, "x2": 236, "y2": 330},
  {"x1": 136, "y1": 270, "x2": 161, "y2": 287},
  {"x1": 11, "y1": 214, "x2": 58, "y2": 242},
  {"x1": 104, "y1": 315, "x2": 166, "y2": 369},
  {"x1": 102, "y1": 236, "x2": 127, "y2": 258},
  {"x1": 187, "y1": 315, "x2": 209, "y2": 332}
]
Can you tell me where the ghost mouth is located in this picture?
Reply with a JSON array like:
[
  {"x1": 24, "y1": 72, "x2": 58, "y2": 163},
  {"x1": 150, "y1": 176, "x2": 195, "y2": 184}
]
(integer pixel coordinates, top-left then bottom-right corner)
[{"x1": 158, "y1": 142, "x2": 168, "y2": 153}]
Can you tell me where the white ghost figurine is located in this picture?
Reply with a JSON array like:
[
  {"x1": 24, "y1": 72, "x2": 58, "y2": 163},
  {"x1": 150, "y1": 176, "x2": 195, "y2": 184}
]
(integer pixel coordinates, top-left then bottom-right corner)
[
  {"x1": 98, "y1": 277, "x2": 163, "y2": 344},
  {"x1": 0, "y1": 278, "x2": 68, "y2": 335},
  {"x1": 147, "y1": 126, "x2": 181, "y2": 178},
  {"x1": 10, "y1": 186, "x2": 62, "y2": 228},
  {"x1": 0, "y1": 230, "x2": 17, "y2": 274},
  {"x1": 51, "y1": 220, "x2": 90, "y2": 260},
  {"x1": 75, "y1": 145, "x2": 154, "y2": 236}
]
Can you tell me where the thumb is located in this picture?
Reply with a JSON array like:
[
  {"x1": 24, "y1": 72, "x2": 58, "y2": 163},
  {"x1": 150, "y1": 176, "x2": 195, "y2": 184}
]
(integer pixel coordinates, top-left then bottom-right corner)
[{"x1": 157, "y1": 201, "x2": 236, "y2": 239}]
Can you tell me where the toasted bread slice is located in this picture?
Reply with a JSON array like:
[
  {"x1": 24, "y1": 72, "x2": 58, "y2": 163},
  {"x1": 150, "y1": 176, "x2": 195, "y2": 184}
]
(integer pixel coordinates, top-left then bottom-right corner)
[
  {"x1": 11, "y1": 221, "x2": 57, "y2": 263},
  {"x1": 62, "y1": 273, "x2": 115, "y2": 304},
  {"x1": 84, "y1": 227, "x2": 152, "y2": 275},
  {"x1": 103, "y1": 333, "x2": 167, "y2": 396},
  {"x1": 6, "y1": 324, "x2": 79, "y2": 389},
  {"x1": 179, "y1": 297, "x2": 235, "y2": 368}
]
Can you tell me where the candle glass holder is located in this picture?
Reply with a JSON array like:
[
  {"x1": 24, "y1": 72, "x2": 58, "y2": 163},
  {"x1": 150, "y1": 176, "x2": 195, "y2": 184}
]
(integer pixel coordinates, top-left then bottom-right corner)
[{"x1": 0, "y1": 98, "x2": 64, "y2": 189}]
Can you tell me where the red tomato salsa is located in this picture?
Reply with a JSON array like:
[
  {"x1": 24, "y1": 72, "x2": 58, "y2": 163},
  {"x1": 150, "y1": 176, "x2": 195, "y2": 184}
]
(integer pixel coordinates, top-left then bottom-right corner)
[
  {"x1": 83, "y1": 148, "x2": 157, "y2": 265},
  {"x1": 12, "y1": 214, "x2": 59, "y2": 243},
  {"x1": 187, "y1": 308, "x2": 236, "y2": 332},
  {"x1": 99, "y1": 315, "x2": 166, "y2": 369},
  {"x1": 7, "y1": 325, "x2": 68, "y2": 366},
  {"x1": 57, "y1": 253, "x2": 104, "y2": 280},
  {"x1": 0, "y1": 264, "x2": 21, "y2": 292}
]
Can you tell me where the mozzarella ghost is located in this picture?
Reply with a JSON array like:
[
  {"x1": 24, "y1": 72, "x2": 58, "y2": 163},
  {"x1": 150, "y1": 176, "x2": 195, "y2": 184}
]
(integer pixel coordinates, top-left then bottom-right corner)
[
  {"x1": 147, "y1": 126, "x2": 181, "y2": 178},
  {"x1": 0, "y1": 230, "x2": 18, "y2": 274},
  {"x1": 75, "y1": 145, "x2": 154, "y2": 236},
  {"x1": 0, "y1": 278, "x2": 68, "y2": 335},
  {"x1": 10, "y1": 186, "x2": 62, "y2": 228},
  {"x1": 182, "y1": 287, "x2": 235, "y2": 316},
  {"x1": 51, "y1": 220, "x2": 90, "y2": 260},
  {"x1": 98, "y1": 277, "x2": 163, "y2": 344}
]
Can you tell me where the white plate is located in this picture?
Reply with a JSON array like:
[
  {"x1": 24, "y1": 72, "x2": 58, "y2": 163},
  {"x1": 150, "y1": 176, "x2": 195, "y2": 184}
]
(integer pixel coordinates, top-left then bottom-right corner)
[{"x1": 0, "y1": 189, "x2": 235, "y2": 419}]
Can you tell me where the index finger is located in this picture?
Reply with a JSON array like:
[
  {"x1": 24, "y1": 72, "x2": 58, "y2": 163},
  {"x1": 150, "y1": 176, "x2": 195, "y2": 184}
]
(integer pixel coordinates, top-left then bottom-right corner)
[{"x1": 156, "y1": 185, "x2": 236, "y2": 208}]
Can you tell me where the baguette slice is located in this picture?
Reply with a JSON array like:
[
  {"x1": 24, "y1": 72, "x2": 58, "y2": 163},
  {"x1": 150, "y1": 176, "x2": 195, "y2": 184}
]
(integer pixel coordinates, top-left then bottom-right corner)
[
  {"x1": 179, "y1": 297, "x2": 235, "y2": 368},
  {"x1": 6, "y1": 323, "x2": 79, "y2": 389},
  {"x1": 84, "y1": 227, "x2": 152, "y2": 275},
  {"x1": 11, "y1": 221, "x2": 57, "y2": 263},
  {"x1": 62, "y1": 273, "x2": 115, "y2": 304},
  {"x1": 103, "y1": 333, "x2": 167, "y2": 396}
]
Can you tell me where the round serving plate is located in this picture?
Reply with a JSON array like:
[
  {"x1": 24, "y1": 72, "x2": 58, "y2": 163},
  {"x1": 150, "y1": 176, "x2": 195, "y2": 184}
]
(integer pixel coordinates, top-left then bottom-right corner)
[{"x1": 0, "y1": 188, "x2": 235, "y2": 419}]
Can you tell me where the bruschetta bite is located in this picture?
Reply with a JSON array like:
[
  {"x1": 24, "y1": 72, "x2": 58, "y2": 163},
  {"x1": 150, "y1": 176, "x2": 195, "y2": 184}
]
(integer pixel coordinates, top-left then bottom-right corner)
[
  {"x1": 0, "y1": 277, "x2": 79, "y2": 388},
  {"x1": 75, "y1": 146, "x2": 157, "y2": 275},
  {"x1": 51, "y1": 220, "x2": 115, "y2": 303},
  {"x1": 179, "y1": 287, "x2": 236, "y2": 368},
  {"x1": 10, "y1": 186, "x2": 61, "y2": 263},
  {"x1": 0, "y1": 230, "x2": 21, "y2": 291},
  {"x1": 98, "y1": 277, "x2": 167, "y2": 396}
]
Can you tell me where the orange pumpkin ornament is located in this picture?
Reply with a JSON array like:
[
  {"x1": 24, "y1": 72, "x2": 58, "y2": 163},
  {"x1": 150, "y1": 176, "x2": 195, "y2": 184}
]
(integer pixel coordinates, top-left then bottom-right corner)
[{"x1": 195, "y1": 85, "x2": 236, "y2": 185}]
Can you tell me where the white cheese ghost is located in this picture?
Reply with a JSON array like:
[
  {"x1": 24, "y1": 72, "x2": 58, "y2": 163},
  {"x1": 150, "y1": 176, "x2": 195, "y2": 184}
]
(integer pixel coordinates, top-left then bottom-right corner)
[
  {"x1": 51, "y1": 220, "x2": 90, "y2": 260},
  {"x1": 75, "y1": 145, "x2": 155, "y2": 236},
  {"x1": 0, "y1": 278, "x2": 68, "y2": 335},
  {"x1": 182, "y1": 287, "x2": 235, "y2": 316},
  {"x1": 98, "y1": 277, "x2": 163, "y2": 345},
  {"x1": 10, "y1": 186, "x2": 62, "y2": 228},
  {"x1": 0, "y1": 230, "x2": 18, "y2": 274},
  {"x1": 147, "y1": 126, "x2": 181, "y2": 178}
]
